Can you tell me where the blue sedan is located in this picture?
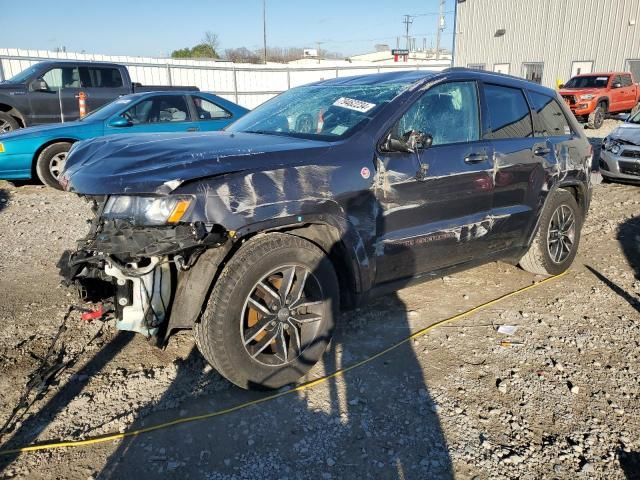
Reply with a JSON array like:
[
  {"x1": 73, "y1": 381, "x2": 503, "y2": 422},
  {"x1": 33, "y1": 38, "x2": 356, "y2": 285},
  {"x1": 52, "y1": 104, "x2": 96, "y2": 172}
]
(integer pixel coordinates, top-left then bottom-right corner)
[{"x1": 0, "y1": 91, "x2": 248, "y2": 188}]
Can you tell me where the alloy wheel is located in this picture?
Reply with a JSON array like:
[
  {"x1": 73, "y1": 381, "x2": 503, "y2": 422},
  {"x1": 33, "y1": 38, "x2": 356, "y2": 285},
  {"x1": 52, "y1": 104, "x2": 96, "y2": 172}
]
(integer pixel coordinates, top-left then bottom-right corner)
[
  {"x1": 240, "y1": 265, "x2": 324, "y2": 366},
  {"x1": 547, "y1": 204, "x2": 576, "y2": 264},
  {"x1": 49, "y1": 152, "x2": 68, "y2": 179},
  {"x1": 0, "y1": 119, "x2": 13, "y2": 133}
]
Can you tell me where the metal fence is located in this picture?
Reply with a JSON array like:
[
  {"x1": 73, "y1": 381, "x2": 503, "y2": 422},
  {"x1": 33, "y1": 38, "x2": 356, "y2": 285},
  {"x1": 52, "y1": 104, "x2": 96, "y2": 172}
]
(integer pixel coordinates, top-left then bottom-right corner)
[{"x1": 0, "y1": 48, "x2": 451, "y2": 108}]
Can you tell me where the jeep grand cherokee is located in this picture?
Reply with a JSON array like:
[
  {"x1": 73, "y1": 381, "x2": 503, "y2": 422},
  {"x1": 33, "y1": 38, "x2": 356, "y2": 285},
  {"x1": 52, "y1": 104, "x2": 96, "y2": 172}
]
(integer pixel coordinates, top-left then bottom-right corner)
[{"x1": 59, "y1": 69, "x2": 593, "y2": 389}]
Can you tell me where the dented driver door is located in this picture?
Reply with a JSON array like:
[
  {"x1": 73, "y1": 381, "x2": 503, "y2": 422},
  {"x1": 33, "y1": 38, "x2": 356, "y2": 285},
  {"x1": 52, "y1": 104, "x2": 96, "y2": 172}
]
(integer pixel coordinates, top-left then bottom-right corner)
[{"x1": 373, "y1": 80, "x2": 495, "y2": 285}]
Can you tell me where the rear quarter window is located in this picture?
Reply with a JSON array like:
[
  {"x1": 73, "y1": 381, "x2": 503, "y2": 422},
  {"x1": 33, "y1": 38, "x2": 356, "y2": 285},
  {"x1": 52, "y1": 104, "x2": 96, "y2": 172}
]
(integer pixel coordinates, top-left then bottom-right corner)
[
  {"x1": 84, "y1": 67, "x2": 124, "y2": 88},
  {"x1": 528, "y1": 91, "x2": 572, "y2": 137}
]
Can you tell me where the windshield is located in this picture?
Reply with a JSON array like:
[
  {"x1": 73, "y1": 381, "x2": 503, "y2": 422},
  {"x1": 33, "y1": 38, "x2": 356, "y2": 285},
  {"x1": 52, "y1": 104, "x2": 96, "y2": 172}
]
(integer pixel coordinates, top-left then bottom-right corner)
[
  {"x1": 3, "y1": 66, "x2": 40, "y2": 84},
  {"x1": 627, "y1": 110, "x2": 640, "y2": 124},
  {"x1": 227, "y1": 83, "x2": 409, "y2": 140},
  {"x1": 564, "y1": 76, "x2": 609, "y2": 89},
  {"x1": 79, "y1": 96, "x2": 136, "y2": 122}
]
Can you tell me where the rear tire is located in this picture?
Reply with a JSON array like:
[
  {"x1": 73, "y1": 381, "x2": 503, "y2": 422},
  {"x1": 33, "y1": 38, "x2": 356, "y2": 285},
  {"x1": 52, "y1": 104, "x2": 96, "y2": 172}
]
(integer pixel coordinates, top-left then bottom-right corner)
[
  {"x1": 0, "y1": 112, "x2": 19, "y2": 133},
  {"x1": 587, "y1": 103, "x2": 606, "y2": 129},
  {"x1": 519, "y1": 189, "x2": 582, "y2": 276},
  {"x1": 194, "y1": 233, "x2": 338, "y2": 390},
  {"x1": 35, "y1": 142, "x2": 71, "y2": 190}
]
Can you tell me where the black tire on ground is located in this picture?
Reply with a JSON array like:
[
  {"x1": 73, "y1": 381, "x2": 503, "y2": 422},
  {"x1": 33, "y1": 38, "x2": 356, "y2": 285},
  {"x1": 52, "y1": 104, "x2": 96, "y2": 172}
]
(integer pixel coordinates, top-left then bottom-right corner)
[
  {"x1": 587, "y1": 102, "x2": 606, "y2": 129},
  {"x1": 0, "y1": 112, "x2": 19, "y2": 133},
  {"x1": 194, "y1": 233, "x2": 339, "y2": 390},
  {"x1": 519, "y1": 189, "x2": 583, "y2": 276},
  {"x1": 35, "y1": 142, "x2": 72, "y2": 189}
]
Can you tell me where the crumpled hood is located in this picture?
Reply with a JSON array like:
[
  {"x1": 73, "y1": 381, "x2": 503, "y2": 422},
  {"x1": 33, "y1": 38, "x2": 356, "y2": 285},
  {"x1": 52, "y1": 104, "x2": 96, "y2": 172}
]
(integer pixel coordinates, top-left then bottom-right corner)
[
  {"x1": 608, "y1": 121, "x2": 640, "y2": 145},
  {"x1": 62, "y1": 131, "x2": 333, "y2": 195}
]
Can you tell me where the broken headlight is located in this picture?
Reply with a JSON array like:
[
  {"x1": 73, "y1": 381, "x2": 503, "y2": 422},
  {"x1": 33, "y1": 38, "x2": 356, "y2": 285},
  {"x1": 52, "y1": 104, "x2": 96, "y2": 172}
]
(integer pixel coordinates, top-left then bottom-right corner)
[{"x1": 102, "y1": 195, "x2": 193, "y2": 225}]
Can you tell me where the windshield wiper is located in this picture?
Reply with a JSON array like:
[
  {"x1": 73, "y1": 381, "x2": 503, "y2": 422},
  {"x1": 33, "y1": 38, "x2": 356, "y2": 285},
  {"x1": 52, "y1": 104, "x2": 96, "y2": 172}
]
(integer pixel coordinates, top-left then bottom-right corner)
[{"x1": 243, "y1": 130, "x2": 291, "y2": 137}]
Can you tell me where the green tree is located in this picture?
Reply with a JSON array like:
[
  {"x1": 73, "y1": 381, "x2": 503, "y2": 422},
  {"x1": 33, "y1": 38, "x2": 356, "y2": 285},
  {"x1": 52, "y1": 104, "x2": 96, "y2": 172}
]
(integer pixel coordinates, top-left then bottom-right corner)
[{"x1": 170, "y1": 31, "x2": 219, "y2": 59}]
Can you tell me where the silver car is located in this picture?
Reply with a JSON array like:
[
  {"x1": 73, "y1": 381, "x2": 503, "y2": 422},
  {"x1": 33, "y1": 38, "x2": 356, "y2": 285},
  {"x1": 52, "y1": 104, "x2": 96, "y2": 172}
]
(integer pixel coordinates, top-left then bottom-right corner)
[{"x1": 600, "y1": 113, "x2": 640, "y2": 183}]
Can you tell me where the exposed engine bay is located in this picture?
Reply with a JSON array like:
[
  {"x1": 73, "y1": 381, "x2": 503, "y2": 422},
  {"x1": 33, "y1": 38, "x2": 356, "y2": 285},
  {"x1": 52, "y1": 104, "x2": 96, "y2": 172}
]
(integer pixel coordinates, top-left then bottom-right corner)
[{"x1": 58, "y1": 196, "x2": 228, "y2": 341}]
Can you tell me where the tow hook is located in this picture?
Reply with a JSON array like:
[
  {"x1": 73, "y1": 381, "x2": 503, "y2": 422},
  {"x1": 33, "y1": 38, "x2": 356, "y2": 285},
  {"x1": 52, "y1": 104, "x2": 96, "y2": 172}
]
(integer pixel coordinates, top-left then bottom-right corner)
[{"x1": 79, "y1": 303, "x2": 113, "y2": 322}]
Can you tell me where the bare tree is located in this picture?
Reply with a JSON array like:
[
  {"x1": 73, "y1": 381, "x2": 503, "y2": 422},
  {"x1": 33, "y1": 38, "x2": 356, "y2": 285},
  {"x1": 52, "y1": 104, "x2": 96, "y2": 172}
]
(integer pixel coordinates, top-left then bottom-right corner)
[{"x1": 202, "y1": 31, "x2": 220, "y2": 57}]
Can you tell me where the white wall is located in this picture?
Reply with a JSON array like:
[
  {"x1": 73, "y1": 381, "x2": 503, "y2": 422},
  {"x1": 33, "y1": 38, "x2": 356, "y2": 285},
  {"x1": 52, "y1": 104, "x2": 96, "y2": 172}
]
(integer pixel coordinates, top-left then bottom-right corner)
[{"x1": 0, "y1": 48, "x2": 452, "y2": 109}]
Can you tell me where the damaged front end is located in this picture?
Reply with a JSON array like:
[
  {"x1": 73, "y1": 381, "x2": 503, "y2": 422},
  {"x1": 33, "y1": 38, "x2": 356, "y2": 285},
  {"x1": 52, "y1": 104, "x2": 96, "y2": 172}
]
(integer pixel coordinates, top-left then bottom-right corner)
[{"x1": 58, "y1": 195, "x2": 228, "y2": 341}]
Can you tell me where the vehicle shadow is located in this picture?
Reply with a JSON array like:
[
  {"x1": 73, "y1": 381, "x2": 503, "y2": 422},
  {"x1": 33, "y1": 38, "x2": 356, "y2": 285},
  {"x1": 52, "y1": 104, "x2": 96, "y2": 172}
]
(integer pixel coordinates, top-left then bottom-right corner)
[
  {"x1": 0, "y1": 332, "x2": 135, "y2": 473},
  {"x1": 584, "y1": 214, "x2": 640, "y2": 313},
  {"x1": 619, "y1": 449, "x2": 640, "y2": 480},
  {"x1": 98, "y1": 192, "x2": 453, "y2": 478}
]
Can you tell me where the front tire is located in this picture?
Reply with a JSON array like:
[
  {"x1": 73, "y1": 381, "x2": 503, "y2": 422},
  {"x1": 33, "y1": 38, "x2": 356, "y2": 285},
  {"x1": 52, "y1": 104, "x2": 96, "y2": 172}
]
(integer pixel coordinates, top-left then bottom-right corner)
[
  {"x1": 0, "y1": 112, "x2": 19, "y2": 133},
  {"x1": 587, "y1": 103, "x2": 606, "y2": 129},
  {"x1": 519, "y1": 189, "x2": 582, "y2": 276},
  {"x1": 194, "y1": 233, "x2": 338, "y2": 389},
  {"x1": 35, "y1": 142, "x2": 71, "y2": 189}
]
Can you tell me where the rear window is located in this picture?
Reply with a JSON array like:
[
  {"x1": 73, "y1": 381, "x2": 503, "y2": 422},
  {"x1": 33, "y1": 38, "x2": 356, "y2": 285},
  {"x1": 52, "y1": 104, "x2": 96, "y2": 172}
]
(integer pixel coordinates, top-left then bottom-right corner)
[
  {"x1": 528, "y1": 91, "x2": 572, "y2": 137},
  {"x1": 484, "y1": 84, "x2": 533, "y2": 139},
  {"x1": 82, "y1": 67, "x2": 124, "y2": 88}
]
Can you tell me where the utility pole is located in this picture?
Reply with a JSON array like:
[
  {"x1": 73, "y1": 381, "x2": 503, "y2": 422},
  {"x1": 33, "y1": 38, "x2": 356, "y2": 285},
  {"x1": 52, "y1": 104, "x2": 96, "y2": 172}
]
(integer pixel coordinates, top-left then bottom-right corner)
[
  {"x1": 402, "y1": 14, "x2": 414, "y2": 51},
  {"x1": 263, "y1": 0, "x2": 268, "y2": 64},
  {"x1": 316, "y1": 41, "x2": 323, "y2": 64},
  {"x1": 435, "y1": 0, "x2": 445, "y2": 60}
]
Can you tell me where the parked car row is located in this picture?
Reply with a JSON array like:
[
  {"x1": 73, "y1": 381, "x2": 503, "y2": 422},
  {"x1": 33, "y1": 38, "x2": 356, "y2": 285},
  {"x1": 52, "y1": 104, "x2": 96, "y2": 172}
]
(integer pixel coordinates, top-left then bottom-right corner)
[{"x1": 0, "y1": 61, "x2": 249, "y2": 188}]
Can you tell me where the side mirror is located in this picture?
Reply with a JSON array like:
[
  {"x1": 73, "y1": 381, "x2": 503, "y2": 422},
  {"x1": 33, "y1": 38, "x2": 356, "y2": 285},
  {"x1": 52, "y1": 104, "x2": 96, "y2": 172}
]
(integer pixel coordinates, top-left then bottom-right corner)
[
  {"x1": 407, "y1": 131, "x2": 432, "y2": 151},
  {"x1": 559, "y1": 83, "x2": 565, "y2": 89},
  {"x1": 31, "y1": 78, "x2": 49, "y2": 92},
  {"x1": 613, "y1": 82, "x2": 622, "y2": 89},
  {"x1": 108, "y1": 116, "x2": 133, "y2": 128}
]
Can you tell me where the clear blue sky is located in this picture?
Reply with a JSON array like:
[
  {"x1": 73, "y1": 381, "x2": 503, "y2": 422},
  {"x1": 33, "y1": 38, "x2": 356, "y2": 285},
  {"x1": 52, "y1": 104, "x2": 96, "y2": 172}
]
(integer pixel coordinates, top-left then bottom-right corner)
[{"x1": 0, "y1": 0, "x2": 455, "y2": 58}]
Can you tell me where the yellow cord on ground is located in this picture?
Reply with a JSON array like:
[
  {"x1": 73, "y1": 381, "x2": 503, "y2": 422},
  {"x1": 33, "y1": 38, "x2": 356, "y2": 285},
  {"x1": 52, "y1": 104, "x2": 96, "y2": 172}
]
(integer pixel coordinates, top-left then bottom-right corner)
[{"x1": 0, "y1": 271, "x2": 568, "y2": 456}]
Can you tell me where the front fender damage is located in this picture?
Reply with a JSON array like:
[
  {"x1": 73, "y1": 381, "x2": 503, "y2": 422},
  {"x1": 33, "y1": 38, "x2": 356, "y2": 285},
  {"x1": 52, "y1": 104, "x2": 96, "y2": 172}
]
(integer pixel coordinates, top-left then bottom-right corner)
[{"x1": 58, "y1": 216, "x2": 229, "y2": 343}]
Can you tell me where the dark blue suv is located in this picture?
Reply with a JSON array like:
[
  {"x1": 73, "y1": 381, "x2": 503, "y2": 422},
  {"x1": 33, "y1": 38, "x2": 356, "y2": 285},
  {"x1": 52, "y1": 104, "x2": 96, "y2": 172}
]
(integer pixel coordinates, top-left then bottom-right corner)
[{"x1": 60, "y1": 69, "x2": 593, "y2": 389}]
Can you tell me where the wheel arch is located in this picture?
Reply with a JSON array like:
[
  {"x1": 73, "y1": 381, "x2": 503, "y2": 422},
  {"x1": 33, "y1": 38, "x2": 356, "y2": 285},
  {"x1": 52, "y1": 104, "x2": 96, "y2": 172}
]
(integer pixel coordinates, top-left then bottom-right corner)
[
  {"x1": 596, "y1": 96, "x2": 609, "y2": 110},
  {"x1": 31, "y1": 138, "x2": 78, "y2": 177},
  {"x1": 525, "y1": 182, "x2": 585, "y2": 248},
  {"x1": 165, "y1": 216, "x2": 364, "y2": 342},
  {"x1": 0, "y1": 103, "x2": 26, "y2": 128}
]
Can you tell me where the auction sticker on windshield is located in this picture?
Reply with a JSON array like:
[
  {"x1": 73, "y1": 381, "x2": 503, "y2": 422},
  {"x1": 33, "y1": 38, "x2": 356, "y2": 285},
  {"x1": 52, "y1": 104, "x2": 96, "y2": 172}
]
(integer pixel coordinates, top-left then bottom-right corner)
[{"x1": 333, "y1": 97, "x2": 376, "y2": 113}]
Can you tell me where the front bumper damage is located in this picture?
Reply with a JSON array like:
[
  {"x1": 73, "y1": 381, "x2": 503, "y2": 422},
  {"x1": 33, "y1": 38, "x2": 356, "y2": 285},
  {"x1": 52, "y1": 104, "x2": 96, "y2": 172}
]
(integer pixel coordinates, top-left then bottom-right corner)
[{"x1": 58, "y1": 206, "x2": 229, "y2": 342}]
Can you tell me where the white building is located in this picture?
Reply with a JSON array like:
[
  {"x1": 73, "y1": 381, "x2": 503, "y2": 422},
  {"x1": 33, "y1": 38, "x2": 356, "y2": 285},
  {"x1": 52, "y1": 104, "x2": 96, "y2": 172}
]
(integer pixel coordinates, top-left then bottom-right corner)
[{"x1": 453, "y1": 0, "x2": 640, "y2": 87}]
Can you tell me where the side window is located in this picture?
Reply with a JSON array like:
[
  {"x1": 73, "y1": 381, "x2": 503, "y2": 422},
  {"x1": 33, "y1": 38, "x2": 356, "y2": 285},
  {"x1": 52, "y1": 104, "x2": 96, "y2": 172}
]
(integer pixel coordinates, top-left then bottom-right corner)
[
  {"x1": 393, "y1": 81, "x2": 480, "y2": 146},
  {"x1": 484, "y1": 84, "x2": 533, "y2": 139},
  {"x1": 42, "y1": 67, "x2": 80, "y2": 89},
  {"x1": 192, "y1": 96, "x2": 232, "y2": 120},
  {"x1": 123, "y1": 96, "x2": 190, "y2": 124},
  {"x1": 621, "y1": 74, "x2": 633, "y2": 87},
  {"x1": 86, "y1": 68, "x2": 123, "y2": 88},
  {"x1": 613, "y1": 75, "x2": 623, "y2": 87},
  {"x1": 528, "y1": 91, "x2": 572, "y2": 137}
]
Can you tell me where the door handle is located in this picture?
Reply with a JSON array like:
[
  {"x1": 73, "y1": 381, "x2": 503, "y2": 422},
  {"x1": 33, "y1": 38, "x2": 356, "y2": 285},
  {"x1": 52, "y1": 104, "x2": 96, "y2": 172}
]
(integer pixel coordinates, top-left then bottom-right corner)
[
  {"x1": 186, "y1": 127, "x2": 199, "y2": 132},
  {"x1": 464, "y1": 153, "x2": 488, "y2": 164},
  {"x1": 534, "y1": 146, "x2": 551, "y2": 156}
]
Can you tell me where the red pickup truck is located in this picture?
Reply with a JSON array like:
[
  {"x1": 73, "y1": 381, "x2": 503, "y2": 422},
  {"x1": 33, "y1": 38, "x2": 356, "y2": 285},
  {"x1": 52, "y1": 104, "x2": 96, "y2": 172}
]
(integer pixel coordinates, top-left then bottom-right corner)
[{"x1": 559, "y1": 72, "x2": 640, "y2": 129}]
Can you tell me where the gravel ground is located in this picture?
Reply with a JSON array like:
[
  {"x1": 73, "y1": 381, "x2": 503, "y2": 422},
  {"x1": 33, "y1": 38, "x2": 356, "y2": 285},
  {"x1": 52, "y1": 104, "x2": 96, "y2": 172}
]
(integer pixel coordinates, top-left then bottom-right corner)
[{"x1": 0, "y1": 119, "x2": 638, "y2": 479}]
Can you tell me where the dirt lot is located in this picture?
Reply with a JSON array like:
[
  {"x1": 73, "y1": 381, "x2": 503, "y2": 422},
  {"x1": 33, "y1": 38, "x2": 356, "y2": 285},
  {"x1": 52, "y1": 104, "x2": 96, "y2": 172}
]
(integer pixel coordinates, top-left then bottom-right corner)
[{"x1": 0, "y1": 119, "x2": 638, "y2": 479}]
